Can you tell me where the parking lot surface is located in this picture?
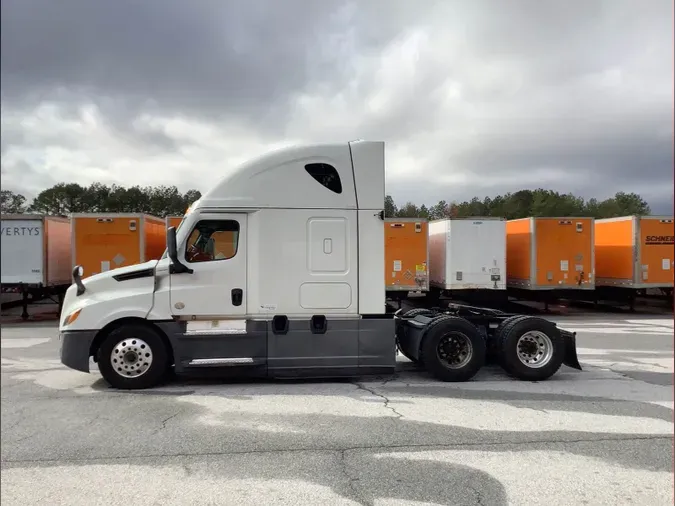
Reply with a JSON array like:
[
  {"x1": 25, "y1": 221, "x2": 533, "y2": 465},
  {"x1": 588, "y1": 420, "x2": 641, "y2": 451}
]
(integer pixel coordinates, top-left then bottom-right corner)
[{"x1": 1, "y1": 316, "x2": 673, "y2": 505}]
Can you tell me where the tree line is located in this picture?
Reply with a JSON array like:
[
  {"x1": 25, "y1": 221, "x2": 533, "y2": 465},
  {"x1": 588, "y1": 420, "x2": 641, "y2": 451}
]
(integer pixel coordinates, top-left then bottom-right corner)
[
  {"x1": 1, "y1": 184, "x2": 652, "y2": 220},
  {"x1": 386, "y1": 189, "x2": 651, "y2": 220},
  {"x1": 1, "y1": 183, "x2": 201, "y2": 218}
]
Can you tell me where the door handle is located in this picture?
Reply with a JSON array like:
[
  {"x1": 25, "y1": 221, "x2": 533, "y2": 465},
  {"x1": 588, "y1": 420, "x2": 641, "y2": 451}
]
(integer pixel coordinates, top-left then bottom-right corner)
[{"x1": 231, "y1": 288, "x2": 243, "y2": 306}]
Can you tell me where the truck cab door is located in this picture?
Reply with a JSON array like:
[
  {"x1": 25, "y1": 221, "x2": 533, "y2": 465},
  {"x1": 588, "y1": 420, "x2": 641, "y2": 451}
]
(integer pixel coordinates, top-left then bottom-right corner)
[
  {"x1": 168, "y1": 213, "x2": 266, "y2": 370},
  {"x1": 169, "y1": 213, "x2": 247, "y2": 317}
]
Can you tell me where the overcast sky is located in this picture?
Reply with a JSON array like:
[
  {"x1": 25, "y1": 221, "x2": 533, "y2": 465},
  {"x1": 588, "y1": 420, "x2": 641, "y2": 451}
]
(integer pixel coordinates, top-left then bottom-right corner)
[{"x1": 1, "y1": 0, "x2": 673, "y2": 212}]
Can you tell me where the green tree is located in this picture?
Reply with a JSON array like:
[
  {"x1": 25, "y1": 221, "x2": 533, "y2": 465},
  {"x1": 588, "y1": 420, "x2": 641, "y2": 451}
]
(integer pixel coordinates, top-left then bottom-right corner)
[
  {"x1": 612, "y1": 192, "x2": 651, "y2": 216},
  {"x1": 396, "y1": 201, "x2": 420, "y2": 218},
  {"x1": 183, "y1": 189, "x2": 202, "y2": 210},
  {"x1": 530, "y1": 189, "x2": 585, "y2": 217},
  {"x1": 0, "y1": 190, "x2": 28, "y2": 214},
  {"x1": 28, "y1": 183, "x2": 88, "y2": 216},
  {"x1": 428, "y1": 200, "x2": 449, "y2": 220},
  {"x1": 384, "y1": 195, "x2": 397, "y2": 217},
  {"x1": 79, "y1": 183, "x2": 113, "y2": 212}
]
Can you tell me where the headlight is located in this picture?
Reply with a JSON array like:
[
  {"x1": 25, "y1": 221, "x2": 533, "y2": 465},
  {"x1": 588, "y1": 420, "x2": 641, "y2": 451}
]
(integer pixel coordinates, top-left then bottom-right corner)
[{"x1": 62, "y1": 308, "x2": 82, "y2": 327}]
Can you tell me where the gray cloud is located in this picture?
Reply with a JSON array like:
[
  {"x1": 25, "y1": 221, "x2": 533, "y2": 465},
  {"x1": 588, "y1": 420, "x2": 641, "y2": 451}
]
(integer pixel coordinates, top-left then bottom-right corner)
[
  {"x1": 1, "y1": 0, "x2": 672, "y2": 212},
  {"x1": 0, "y1": 0, "x2": 419, "y2": 129}
]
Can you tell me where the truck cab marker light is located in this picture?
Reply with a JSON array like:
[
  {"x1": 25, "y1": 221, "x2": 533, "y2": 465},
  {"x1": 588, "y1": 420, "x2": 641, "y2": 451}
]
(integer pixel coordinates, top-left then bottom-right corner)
[{"x1": 63, "y1": 308, "x2": 82, "y2": 327}]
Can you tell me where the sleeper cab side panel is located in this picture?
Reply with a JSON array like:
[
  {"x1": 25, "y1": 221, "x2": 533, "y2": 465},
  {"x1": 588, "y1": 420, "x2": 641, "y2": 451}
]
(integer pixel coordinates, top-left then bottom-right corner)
[
  {"x1": 638, "y1": 217, "x2": 674, "y2": 285},
  {"x1": 265, "y1": 317, "x2": 395, "y2": 377},
  {"x1": 73, "y1": 216, "x2": 142, "y2": 279},
  {"x1": 506, "y1": 219, "x2": 532, "y2": 285},
  {"x1": 384, "y1": 219, "x2": 428, "y2": 291},
  {"x1": 266, "y1": 318, "x2": 360, "y2": 375},
  {"x1": 534, "y1": 218, "x2": 594, "y2": 288},
  {"x1": 594, "y1": 217, "x2": 635, "y2": 283}
]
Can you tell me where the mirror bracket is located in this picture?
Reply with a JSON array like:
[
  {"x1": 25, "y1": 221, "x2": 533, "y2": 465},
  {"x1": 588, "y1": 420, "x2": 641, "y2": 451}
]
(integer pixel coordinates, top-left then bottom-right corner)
[{"x1": 167, "y1": 226, "x2": 194, "y2": 275}]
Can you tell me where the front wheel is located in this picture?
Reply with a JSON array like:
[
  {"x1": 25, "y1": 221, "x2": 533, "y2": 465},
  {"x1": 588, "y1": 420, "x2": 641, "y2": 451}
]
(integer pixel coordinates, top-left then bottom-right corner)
[
  {"x1": 97, "y1": 324, "x2": 170, "y2": 389},
  {"x1": 497, "y1": 316, "x2": 565, "y2": 381},
  {"x1": 420, "y1": 316, "x2": 486, "y2": 382}
]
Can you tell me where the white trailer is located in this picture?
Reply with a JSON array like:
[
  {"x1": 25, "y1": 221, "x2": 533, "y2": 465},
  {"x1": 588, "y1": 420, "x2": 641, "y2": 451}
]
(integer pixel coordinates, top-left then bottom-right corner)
[
  {"x1": 57, "y1": 141, "x2": 581, "y2": 390},
  {"x1": 1, "y1": 214, "x2": 72, "y2": 318},
  {"x1": 428, "y1": 217, "x2": 506, "y2": 303}
]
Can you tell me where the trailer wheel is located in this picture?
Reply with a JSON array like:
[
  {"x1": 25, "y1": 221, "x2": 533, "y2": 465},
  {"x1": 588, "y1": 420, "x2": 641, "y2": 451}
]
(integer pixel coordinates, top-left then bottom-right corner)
[
  {"x1": 497, "y1": 316, "x2": 565, "y2": 381},
  {"x1": 419, "y1": 316, "x2": 486, "y2": 382},
  {"x1": 396, "y1": 308, "x2": 435, "y2": 364},
  {"x1": 97, "y1": 324, "x2": 170, "y2": 390}
]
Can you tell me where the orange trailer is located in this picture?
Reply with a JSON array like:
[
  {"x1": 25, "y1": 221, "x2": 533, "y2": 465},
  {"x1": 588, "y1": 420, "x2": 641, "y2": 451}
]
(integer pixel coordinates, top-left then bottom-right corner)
[
  {"x1": 506, "y1": 217, "x2": 595, "y2": 290},
  {"x1": 595, "y1": 215, "x2": 674, "y2": 289},
  {"x1": 384, "y1": 218, "x2": 429, "y2": 293},
  {"x1": 71, "y1": 213, "x2": 167, "y2": 279},
  {"x1": 166, "y1": 216, "x2": 183, "y2": 229}
]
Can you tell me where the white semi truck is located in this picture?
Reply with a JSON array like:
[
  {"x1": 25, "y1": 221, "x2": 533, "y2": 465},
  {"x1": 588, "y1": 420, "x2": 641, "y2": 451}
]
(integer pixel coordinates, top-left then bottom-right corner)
[{"x1": 59, "y1": 140, "x2": 581, "y2": 389}]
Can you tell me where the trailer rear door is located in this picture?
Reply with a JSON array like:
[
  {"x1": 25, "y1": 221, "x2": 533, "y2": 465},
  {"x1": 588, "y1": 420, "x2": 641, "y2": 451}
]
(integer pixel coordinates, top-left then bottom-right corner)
[
  {"x1": 1, "y1": 218, "x2": 44, "y2": 284},
  {"x1": 639, "y1": 217, "x2": 674, "y2": 285}
]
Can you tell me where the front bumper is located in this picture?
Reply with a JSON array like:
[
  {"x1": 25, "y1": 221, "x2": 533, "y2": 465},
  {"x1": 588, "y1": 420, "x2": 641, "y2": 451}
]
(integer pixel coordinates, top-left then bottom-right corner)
[{"x1": 60, "y1": 329, "x2": 97, "y2": 373}]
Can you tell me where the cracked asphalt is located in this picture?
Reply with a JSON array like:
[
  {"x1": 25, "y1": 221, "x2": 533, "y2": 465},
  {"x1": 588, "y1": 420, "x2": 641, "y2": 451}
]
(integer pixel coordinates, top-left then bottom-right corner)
[{"x1": 1, "y1": 315, "x2": 673, "y2": 505}]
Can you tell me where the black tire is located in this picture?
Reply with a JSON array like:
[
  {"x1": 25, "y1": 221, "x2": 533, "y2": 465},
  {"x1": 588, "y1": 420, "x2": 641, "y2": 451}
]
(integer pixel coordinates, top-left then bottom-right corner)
[
  {"x1": 402, "y1": 308, "x2": 435, "y2": 318},
  {"x1": 496, "y1": 315, "x2": 565, "y2": 381},
  {"x1": 397, "y1": 308, "x2": 435, "y2": 364},
  {"x1": 97, "y1": 323, "x2": 170, "y2": 389},
  {"x1": 419, "y1": 315, "x2": 486, "y2": 382}
]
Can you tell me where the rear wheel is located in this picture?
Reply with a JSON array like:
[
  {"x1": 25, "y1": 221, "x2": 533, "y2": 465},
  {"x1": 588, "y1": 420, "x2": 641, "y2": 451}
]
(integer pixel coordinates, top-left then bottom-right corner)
[
  {"x1": 97, "y1": 324, "x2": 170, "y2": 389},
  {"x1": 420, "y1": 316, "x2": 486, "y2": 382},
  {"x1": 497, "y1": 316, "x2": 565, "y2": 381}
]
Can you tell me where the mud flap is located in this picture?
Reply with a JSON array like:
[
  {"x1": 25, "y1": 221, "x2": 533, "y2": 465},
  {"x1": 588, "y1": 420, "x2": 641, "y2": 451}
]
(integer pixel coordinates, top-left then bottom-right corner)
[{"x1": 560, "y1": 329, "x2": 582, "y2": 370}]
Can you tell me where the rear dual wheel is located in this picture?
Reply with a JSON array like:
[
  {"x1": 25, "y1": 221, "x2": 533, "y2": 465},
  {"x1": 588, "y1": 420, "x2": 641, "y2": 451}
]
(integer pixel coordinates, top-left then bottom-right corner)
[
  {"x1": 496, "y1": 316, "x2": 565, "y2": 381},
  {"x1": 420, "y1": 316, "x2": 486, "y2": 382}
]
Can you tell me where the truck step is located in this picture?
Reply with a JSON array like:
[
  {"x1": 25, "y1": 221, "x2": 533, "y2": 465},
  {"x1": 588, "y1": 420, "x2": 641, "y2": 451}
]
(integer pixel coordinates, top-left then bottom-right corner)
[{"x1": 188, "y1": 357, "x2": 255, "y2": 367}]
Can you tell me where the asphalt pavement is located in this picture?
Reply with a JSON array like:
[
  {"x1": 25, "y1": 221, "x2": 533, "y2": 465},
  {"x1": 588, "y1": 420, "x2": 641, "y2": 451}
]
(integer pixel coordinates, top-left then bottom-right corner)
[{"x1": 1, "y1": 315, "x2": 673, "y2": 505}]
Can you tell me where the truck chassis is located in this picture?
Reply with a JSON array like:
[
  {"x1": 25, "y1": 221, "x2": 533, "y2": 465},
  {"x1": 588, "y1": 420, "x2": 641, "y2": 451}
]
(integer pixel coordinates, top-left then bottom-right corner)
[
  {"x1": 395, "y1": 304, "x2": 582, "y2": 382},
  {"x1": 75, "y1": 300, "x2": 582, "y2": 390}
]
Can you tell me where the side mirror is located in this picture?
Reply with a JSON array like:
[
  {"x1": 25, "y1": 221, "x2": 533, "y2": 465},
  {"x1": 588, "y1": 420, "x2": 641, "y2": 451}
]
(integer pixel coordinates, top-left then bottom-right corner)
[
  {"x1": 72, "y1": 265, "x2": 86, "y2": 296},
  {"x1": 167, "y1": 226, "x2": 193, "y2": 274}
]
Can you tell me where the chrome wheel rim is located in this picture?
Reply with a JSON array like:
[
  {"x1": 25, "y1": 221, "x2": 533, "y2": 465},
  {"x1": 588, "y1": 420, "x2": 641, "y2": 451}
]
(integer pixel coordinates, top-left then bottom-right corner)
[
  {"x1": 516, "y1": 331, "x2": 554, "y2": 369},
  {"x1": 437, "y1": 332, "x2": 473, "y2": 369},
  {"x1": 110, "y1": 338, "x2": 153, "y2": 378}
]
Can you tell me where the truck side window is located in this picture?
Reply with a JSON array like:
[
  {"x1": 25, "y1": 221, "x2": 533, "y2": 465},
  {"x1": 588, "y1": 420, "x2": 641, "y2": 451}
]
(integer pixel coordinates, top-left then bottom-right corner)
[
  {"x1": 185, "y1": 219, "x2": 240, "y2": 263},
  {"x1": 305, "y1": 163, "x2": 342, "y2": 194}
]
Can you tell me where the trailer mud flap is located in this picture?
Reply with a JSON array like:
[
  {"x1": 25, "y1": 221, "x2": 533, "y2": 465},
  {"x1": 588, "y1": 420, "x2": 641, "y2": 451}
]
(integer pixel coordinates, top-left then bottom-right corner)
[{"x1": 561, "y1": 329, "x2": 582, "y2": 371}]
